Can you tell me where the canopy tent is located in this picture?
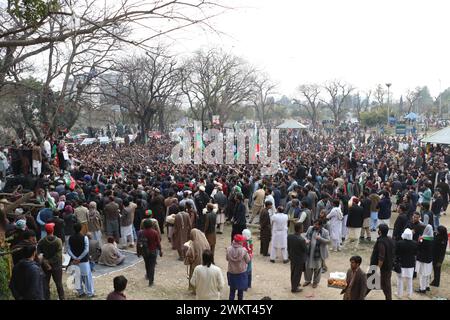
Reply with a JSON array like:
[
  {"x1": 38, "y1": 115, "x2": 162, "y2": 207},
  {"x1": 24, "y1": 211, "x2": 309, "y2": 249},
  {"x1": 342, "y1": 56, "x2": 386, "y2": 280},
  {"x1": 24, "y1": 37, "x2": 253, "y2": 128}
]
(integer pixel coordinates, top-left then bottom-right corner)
[
  {"x1": 80, "y1": 138, "x2": 97, "y2": 145},
  {"x1": 98, "y1": 136, "x2": 110, "y2": 144},
  {"x1": 276, "y1": 119, "x2": 308, "y2": 129},
  {"x1": 388, "y1": 116, "x2": 397, "y2": 124},
  {"x1": 404, "y1": 112, "x2": 418, "y2": 120},
  {"x1": 421, "y1": 127, "x2": 450, "y2": 145}
]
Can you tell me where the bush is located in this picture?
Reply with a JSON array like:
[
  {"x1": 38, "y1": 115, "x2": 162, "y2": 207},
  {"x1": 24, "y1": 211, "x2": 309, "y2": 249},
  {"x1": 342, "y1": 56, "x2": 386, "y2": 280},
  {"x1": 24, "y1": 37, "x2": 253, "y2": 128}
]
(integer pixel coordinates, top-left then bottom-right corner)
[
  {"x1": 0, "y1": 255, "x2": 12, "y2": 300},
  {"x1": 360, "y1": 108, "x2": 388, "y2": 127}
]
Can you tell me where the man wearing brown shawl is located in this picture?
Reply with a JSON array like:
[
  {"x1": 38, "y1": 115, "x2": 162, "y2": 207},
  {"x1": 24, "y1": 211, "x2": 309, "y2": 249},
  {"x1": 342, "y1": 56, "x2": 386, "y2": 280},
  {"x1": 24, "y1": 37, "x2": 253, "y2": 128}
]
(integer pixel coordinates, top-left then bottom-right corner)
[
  {"x1": 172, "y1": 207, "x2": 192, "y2": 260},
  {"x1": 203, "y1": 203, "x2": 217, "y2": 255},
  {"x1": 184, "y1": 228, "x2": 210, "y2": 293},
  {"x1": 341, "y1": 255, "x2": 367, "y2": 300},
  {"x1": 150, "y1": 189, "x2": 165, "y2": 235}
]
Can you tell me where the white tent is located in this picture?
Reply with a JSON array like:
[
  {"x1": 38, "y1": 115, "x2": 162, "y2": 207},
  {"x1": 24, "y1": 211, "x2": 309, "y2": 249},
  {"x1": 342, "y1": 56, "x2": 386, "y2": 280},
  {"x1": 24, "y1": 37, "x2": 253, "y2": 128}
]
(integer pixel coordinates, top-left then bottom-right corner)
[
  {"x1": 80, "y1": 138, "x2": 97, "y2": 145},
  {"x1": 98, "y1": 136, "x2": 110, "y2": 144},
  {"x1": 114, "y1": 137, "x2": 125, "y2": 144},
  {"x1": 276, "y1": 119, "x2": 308, "y2": 129},
  {"x1": 421, "y1": 127, "x2": 450, "y2": 145}
]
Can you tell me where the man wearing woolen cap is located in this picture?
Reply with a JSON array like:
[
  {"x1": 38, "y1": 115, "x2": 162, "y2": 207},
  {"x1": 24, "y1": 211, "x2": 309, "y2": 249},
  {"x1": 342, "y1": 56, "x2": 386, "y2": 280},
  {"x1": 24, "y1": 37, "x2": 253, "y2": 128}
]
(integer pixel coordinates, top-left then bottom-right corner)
[{"x1": 37, "y1": 222, "x2": 65, "y2": 300}]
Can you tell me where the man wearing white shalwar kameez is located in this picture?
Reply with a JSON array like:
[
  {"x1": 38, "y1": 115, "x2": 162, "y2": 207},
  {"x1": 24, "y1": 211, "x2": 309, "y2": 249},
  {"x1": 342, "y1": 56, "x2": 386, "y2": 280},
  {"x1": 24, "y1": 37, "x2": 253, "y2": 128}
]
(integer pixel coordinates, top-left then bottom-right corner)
[
  {"x1": 270, "y1": 208, "x2": 289, "y2": 263},
  {"x1": 327, "y1": 200, "x2": 343, "y2": 251},
  {"x1": 68, "y1": 224, "x2": 95, "y2": 297}
]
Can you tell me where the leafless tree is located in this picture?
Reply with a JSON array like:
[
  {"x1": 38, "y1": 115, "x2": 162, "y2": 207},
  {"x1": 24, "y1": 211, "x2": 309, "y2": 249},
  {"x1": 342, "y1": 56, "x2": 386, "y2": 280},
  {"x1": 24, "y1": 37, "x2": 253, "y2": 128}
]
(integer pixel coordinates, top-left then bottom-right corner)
[
  {"x1": 294, "y1": 84, "x2": 321, "y2": 127},
  {"x1": 0, "y1": 18, "x2": 120, "y2": 141},
  {"x1": 352, "y1": 90, "x2": 372, "y2": 121},
  {"x1": 181, "y1": 48, "x2": 255, "y2": 127},
  {"x1": 406, "y1": 88, "x2": 421, "y2": 113},
  {"x1": 321, "y1": 80, "x2": 354, "y2": 125},
  {"x1": 353, "y1": 92, "x2": 363, "y2": 121},
  {"x1": 363, "y1": 90, "x2": 371, "y2": 112},
  {"x1": 374, "y1": 84, "x2": 385, "y2": 109},
  {"x1": 0, "y1": 0, "x2": 227, "y2": 89},
  {"x1": 100, "y1": 49, "x2": 180, "y2": 142},
  {"x1": 250, "y1": 73, "x2": 276, "y2": 126}
]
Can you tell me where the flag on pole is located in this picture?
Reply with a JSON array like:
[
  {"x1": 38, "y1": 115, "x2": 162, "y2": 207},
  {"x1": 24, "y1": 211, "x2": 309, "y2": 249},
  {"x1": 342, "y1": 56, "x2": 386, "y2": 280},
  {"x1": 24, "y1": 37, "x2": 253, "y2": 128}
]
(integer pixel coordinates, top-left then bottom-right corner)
[{"x1": 252, "y1": 123, "x2": 259, "y2": 161}]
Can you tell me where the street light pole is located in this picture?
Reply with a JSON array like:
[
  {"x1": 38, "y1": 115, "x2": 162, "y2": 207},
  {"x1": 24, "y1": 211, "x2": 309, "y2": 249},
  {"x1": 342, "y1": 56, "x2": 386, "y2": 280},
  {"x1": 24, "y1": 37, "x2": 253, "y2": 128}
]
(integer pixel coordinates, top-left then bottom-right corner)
[{"x1": 385, "y1": 83, "x2": 391, "y2": 125}]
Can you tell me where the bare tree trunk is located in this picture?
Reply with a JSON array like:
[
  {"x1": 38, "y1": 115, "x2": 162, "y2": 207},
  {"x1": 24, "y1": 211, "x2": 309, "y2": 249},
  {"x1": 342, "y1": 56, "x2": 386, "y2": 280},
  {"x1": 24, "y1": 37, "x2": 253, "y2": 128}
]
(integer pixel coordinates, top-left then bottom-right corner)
[
  {"x1": 140, "y1": 119, "x2": 147, "y2": 144},
  {"x1": 158, "y1": 108, "x2": 165, "y2": 133}
]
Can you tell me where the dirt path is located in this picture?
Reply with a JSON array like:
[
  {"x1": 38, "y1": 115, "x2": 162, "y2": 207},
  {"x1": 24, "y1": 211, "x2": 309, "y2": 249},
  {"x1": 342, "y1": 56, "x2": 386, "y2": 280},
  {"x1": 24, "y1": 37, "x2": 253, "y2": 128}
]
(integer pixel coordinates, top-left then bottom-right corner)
[{"x1": 60, "y1": 212, "x2": 450, "y2": 300}]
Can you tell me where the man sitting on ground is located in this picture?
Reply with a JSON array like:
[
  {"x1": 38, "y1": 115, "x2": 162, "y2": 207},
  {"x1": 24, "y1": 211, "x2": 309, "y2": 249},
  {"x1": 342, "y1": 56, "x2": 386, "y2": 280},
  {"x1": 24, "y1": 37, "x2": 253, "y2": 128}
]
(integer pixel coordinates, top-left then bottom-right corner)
[{"x1": 98, "y1": 237, "x2": 126, "y2": 267}]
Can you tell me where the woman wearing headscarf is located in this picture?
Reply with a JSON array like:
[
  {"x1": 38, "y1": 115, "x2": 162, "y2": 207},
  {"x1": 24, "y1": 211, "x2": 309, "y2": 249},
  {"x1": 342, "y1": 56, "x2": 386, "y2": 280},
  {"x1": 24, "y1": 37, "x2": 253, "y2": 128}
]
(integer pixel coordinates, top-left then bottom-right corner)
[
  {"x1": 226, "y1": 234, "x2": 250, "y2": 300},
  {"x1": 415, "y1": 224, "x2": 434, "y2": 294},
  {"x1": 430, "y1": 225, "x2": 448, "y2": 287},
  {"x1": 184, "y1": 228, "x2": 210, "y2": 293},
  {"x1": 395, "y1": 228, "x2": 417, "y2": 298},
  {"x1": 88, "y1": 202, "x2": 102, "y2": 246}
]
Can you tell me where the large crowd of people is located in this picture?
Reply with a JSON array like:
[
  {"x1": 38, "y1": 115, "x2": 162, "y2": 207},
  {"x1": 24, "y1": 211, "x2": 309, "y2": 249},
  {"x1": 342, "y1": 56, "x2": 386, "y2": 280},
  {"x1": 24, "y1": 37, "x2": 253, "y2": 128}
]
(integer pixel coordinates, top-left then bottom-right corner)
[{"x1": 0, "y1": 124, "x2": 449, "y2": 300}]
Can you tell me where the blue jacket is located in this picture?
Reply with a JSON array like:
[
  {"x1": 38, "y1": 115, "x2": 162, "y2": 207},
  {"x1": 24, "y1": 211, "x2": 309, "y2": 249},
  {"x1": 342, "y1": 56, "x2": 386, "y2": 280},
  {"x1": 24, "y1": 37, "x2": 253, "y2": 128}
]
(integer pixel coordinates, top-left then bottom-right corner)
[
  {"x1": 37, "y1": 208, "x2": 54, "y2": 224},
  {"x1": 9, "y1": 260, "x2": 45, "y2": 300}
]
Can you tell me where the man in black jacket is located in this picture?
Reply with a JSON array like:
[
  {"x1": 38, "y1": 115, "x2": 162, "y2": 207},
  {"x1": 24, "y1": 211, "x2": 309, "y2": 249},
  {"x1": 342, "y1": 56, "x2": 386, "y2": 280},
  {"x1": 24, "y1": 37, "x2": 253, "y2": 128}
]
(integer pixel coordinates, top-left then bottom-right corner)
[
  {"x1": 436, "y1": 177, "x2": 449, "y2": 215},
  {"x1": 393, "y1": 204, "x2": 409, "y2": 241},
  {"x1": 368, "y1": 224, "x2": 395, "y2": 300},
  {"x1": 347, "y1": 197, "x2": 364, "y2": 249},
  {"x1": 195, "y1": 185, "x2": 210, "y2": 231},
  {"x1": 9, "y1": 244, "x2": 45, "y2": 300},
  {"x1": 287, "y1": 222, "x2": 307, "y2": 293},
  {"x1": 231, "y1": 193, "x2": 247, "y2": 242},
  {"x1": 431, "y1": 190, "x2": 444, "y2": 229},
  {"x1": 359, "y1": 191, "x2": 372, "y2": 242}
]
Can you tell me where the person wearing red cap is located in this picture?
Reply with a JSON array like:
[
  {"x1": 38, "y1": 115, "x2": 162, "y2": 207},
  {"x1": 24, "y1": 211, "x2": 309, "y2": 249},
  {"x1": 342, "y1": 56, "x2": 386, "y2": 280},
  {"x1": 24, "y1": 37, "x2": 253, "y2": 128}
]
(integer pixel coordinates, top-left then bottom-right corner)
[
  {"x1": 37, "y1": 222, "x2": 65, "y2": 300},
  {"x1": 226, "y1": 234, "x2": 250, "y2": 300}
]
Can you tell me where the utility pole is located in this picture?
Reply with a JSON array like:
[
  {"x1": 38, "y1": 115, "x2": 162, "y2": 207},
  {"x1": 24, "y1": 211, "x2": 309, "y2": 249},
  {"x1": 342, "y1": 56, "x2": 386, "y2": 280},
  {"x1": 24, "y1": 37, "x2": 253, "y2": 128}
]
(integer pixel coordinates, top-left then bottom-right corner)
[{"x1": 385, "y1": 83, "x2": 391, "y2": 125}]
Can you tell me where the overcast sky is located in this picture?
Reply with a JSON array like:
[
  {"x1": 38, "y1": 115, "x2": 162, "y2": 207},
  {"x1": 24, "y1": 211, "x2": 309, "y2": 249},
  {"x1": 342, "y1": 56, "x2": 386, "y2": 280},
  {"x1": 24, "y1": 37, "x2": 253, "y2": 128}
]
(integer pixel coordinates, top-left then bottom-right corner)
[{"x1": 170, "y1": 0, "x2": 450, "y2": 100}]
